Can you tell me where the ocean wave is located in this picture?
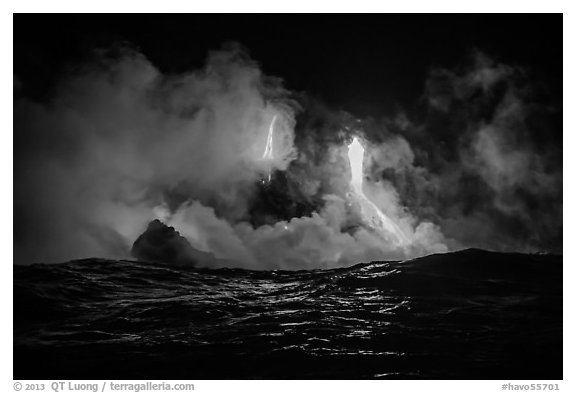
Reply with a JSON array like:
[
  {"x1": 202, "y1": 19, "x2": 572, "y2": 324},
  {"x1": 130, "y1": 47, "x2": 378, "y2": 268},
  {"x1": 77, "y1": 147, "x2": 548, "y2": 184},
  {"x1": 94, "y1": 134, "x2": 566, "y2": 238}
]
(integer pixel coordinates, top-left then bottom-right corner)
[{"x1": 14, "y1": 249, "x2": 562, "y2": 379}]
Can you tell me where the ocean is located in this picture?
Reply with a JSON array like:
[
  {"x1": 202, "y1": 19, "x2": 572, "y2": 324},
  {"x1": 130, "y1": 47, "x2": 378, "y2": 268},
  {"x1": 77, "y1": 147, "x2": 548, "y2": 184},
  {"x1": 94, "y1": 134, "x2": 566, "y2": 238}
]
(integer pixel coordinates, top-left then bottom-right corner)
[{"x1": 14, "y1": 249, "x2": 562, "y2": 379}]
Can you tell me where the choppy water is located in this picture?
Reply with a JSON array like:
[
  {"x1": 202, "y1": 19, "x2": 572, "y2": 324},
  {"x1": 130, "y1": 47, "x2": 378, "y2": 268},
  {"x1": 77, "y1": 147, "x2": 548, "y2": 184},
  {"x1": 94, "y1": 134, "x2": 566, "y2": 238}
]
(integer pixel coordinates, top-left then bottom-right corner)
[{"x1": 14, "y1": 249, "x2": 562, "y2": 379}]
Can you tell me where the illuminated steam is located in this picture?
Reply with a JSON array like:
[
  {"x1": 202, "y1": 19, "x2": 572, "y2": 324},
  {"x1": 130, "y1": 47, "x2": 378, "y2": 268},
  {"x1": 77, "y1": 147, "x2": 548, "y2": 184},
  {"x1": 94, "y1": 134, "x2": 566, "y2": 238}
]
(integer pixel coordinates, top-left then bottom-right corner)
[
  {"x1": 14, "y1": 44, "x2": 558, "y2": 269},
  {"x1": 12, "y1": 45, "x2": 449, "y2": 268}
]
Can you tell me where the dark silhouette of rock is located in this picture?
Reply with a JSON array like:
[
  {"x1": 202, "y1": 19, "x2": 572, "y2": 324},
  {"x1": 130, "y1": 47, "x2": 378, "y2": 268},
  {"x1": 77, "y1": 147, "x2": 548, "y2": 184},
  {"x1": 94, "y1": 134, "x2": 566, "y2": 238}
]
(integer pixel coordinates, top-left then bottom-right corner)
[{"x1": 131, "y1": 219, "x2": 211, "y2": 266}]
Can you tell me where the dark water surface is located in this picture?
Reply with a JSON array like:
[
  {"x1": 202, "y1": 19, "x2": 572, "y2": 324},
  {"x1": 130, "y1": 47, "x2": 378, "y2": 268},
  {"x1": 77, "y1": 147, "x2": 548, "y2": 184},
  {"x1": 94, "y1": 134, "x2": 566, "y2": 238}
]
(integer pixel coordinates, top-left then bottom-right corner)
[{"x1": 14, "y1": 249, "x2": 562, "y2": 379}]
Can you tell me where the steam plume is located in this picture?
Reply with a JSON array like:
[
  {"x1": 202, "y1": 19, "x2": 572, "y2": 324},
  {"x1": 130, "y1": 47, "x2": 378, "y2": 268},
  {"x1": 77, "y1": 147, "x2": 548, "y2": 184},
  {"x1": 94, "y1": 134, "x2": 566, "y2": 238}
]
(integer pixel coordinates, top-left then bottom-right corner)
[{"x1": 14, "y1": 45, "x2": 561, "y2": 268}]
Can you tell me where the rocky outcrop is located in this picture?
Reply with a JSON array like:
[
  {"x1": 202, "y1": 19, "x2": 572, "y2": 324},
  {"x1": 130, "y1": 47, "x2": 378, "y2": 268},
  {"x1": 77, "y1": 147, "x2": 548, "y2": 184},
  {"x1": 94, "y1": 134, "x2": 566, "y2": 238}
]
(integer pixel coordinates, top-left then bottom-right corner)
[{"x1": 131, "y1": 219, "x2": 212, "y2": 266}]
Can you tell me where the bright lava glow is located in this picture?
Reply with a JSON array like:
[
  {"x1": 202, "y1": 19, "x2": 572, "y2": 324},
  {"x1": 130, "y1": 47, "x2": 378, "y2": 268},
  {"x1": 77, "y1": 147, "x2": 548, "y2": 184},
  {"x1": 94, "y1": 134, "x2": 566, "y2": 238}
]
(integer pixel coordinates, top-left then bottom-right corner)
[
  {"x1": 262, "y1": 115, "x2": 277, "y2": 160},
  {"x1": 261, "y1": 115, "x2": 277, "y2": 182},
  {"x1": 347, "y1": 137, "x2": 408, "y2": 245}
]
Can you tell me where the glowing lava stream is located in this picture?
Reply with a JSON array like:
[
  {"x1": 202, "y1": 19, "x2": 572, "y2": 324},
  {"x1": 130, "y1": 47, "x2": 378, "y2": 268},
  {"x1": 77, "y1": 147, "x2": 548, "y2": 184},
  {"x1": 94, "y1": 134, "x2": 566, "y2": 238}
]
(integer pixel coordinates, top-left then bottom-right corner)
[
  {"x1": 347, "y1": 137, "x2": 409, "y2": 245},
  {"x1": 261, "y1": 115, "x2": 277, "y2": 182}
]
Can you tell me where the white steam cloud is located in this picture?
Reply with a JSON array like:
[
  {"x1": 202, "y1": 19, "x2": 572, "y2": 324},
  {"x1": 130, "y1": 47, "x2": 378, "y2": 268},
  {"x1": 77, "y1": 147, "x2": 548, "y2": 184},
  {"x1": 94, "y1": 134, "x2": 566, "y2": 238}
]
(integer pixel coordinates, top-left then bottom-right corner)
[
  {"x1": 16, "y1": 45, "x2": 557, "y2": 268},
  {"x1": 15, "y1": 45, "x2": 298, "y2": 265}
]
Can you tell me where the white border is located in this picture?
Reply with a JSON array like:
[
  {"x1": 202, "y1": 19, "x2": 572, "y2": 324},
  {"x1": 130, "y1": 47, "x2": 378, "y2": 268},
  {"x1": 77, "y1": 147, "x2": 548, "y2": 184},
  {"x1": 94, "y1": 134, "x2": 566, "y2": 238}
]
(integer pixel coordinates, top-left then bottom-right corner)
[
  {"x1": 4, "y1": 0, "x2": 572, "y2": 14},
  {"x1": 4, "y1": 5, "x2": 571, "y2": 392}
]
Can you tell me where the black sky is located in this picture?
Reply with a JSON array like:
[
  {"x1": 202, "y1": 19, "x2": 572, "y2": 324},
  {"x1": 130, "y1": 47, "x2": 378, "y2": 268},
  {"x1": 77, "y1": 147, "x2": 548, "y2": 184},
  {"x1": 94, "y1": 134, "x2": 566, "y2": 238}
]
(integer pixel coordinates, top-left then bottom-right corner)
[{"x1": 15, "y1": 14, "x2": 562, "y2": 118}]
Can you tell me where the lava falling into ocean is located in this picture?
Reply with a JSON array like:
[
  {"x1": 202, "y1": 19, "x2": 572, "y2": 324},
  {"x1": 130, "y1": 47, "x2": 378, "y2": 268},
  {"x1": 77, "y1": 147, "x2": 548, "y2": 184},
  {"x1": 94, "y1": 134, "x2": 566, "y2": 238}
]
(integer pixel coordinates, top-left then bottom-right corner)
[
  {"x1": 347, "y1": 137, "x2": 408, "y2": 246},
  {"x1": 261, "y1": 115, "x2": 277, "y2": 183}
]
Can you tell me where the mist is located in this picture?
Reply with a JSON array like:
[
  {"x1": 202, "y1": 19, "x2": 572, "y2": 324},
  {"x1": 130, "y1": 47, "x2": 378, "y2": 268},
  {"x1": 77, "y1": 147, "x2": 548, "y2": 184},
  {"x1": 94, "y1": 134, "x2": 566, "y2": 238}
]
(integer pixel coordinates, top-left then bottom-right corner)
[{"x1": 14, "y1": 44, "x2": 562, "y2": 268}]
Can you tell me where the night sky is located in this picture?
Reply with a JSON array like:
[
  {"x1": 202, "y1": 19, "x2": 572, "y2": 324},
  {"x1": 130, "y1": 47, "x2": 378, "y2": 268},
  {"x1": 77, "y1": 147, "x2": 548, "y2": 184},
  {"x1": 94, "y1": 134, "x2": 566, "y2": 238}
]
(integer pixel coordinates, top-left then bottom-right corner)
[
  {"x1": 15, "y1": 15, "x2": 562, "y2": 115},
  {"x1": 13, "y1": 14, "x2": 563, "y2": 267}
]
